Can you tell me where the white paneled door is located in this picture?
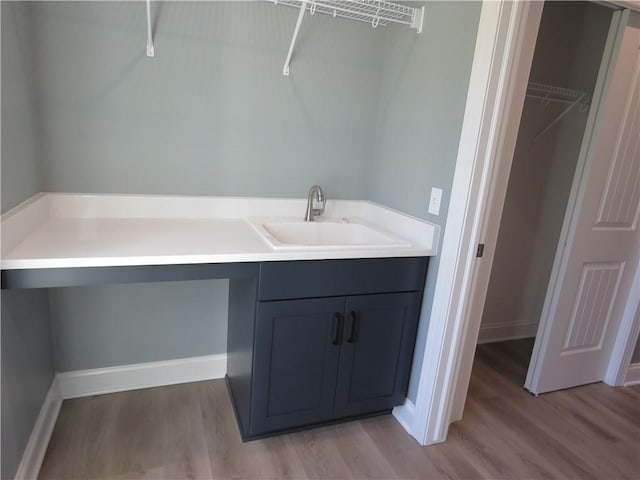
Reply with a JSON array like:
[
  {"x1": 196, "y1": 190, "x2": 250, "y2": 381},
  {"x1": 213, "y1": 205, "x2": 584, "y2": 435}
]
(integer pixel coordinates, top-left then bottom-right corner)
[{"x1": 526, "y1": 10, "x2": 640, "y2": 395}]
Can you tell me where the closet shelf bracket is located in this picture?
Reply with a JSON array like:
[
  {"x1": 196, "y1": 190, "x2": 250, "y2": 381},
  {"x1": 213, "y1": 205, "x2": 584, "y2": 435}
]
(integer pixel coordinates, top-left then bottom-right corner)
[
  {"x1": 533, "y1": 94, "x2": 586, "y2": 141},
  {"x1": 146, "y1": 0, "x2": 155, "y2": 57},
  {"x1": 283, "y1": 0, "x2": 308, "y2": 76}
]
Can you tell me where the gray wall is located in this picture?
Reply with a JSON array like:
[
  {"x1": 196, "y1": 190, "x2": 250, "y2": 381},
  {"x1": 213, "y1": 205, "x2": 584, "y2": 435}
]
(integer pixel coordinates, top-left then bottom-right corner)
[
  {"x1": 368, "y1": 1, "x2": 481, "y2": 401},
  {"x1": 1, "y1": 290, "x2": 55, "y2": 479},
  {"x1": 31, "y1": 1, "x2": 385, "y2": 199},
  {"x1": 1, "y1": 4, "x2": 54, "y2": 479},
  {"x1": 50, "y1": 280, "x2": 228, "y2": 371},
  {"x1": 1, "y1": 2, "x2": 42, "y2": 213},
  {"x1": 33, "y1": 1, "x2": 481, "y2": 378},
  {"x1": 369, "y1": 1, "x2": 480, "y2": 223},
  {"x1": 32, "y1": 0, "x2": 386, "y2": 372}
]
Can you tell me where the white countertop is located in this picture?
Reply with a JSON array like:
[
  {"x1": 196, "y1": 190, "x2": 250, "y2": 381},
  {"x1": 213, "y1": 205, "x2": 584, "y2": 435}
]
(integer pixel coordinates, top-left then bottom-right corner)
[{"x1": 1, "y1": 193, "x2": 439, "y2": 270}]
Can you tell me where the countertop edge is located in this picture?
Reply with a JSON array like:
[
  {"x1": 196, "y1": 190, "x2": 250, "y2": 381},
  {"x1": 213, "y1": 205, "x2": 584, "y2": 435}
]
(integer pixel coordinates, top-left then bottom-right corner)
[{"x1": 1, "y1": 193, "x2": 440, "y2": 271}]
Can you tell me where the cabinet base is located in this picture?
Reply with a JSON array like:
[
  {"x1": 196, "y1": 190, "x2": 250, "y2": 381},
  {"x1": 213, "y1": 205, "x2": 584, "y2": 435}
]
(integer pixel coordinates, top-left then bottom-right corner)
[{"x1": 225, "y1": 375, "x2": 391, "y2": 442}]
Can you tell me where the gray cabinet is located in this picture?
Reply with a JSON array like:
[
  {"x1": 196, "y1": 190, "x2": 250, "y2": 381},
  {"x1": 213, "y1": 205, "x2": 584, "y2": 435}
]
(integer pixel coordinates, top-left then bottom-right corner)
[
  {"x1": 334, "y1": 292, "x2": 421, "y2": 418},
  {"x1": 226, "y1": 257, "x2": 428, "y2": 440},
  {"x1": 251, "y1": 297, "x2": 344, "y2": 434}
]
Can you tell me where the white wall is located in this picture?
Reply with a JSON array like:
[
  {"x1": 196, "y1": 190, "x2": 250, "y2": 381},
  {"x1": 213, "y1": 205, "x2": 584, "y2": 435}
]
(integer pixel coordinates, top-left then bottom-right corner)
[{"x1": 479, "y1": 2, "x2": 613, "y2": 344}]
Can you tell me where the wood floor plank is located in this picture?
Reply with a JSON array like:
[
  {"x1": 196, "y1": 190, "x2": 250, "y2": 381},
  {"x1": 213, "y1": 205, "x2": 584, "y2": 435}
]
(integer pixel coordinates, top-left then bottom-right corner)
[
  {"x1": 162, "y1": 384, "x2": 214, "y2": 480},
  {"x1": 286, "y1": 426, "x2": 353, "y2": 479},
  {"x1": 477, "y1": 396, "x2": 600, "y2": 479},
  {"x1": 259, "y1": 434, "x2": 308, "y2": 480},
  {"x1": 330, "y1": 421, "x2": 397, "y2": 479},
  {"x1": 360, "y1": 415, "x2": 444, "y2": 479},
  {"x1": 197, "y1": 380, "x2": 265, "y2": 479},
  {"x1": 38, "y1": 339, "x2": 640, "y2": 480},
  {"x1": 503, "y1": 393, "x2": 631, "y2": 479},
  {"x1": 450, "y1": 399, "x2": 558, "y2": 479}
]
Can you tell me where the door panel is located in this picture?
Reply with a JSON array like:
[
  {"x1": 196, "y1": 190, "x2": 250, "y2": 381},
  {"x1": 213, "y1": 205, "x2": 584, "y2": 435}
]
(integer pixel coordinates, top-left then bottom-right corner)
[
  {"x1": 251, "y1": 296, "x2": 344, "y2": 435},
  {"x1": 595, "y1": 63, "x2": 640, "y2": 229},
  {"x1": 526, "y1": 11, "x2": 640, "y2": 394},
  {"x1": 333, "y1": 292, "x2": 421, "y2": 417},
  {"x1": 561, "y1": 262, "x2": 624, "y2": 353}
]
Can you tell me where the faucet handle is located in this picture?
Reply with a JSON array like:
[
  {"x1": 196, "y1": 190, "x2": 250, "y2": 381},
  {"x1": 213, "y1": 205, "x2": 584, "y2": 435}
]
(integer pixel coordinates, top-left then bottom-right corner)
[
  {"x1": 305, "y1": 185, "x2": 326, "y2": 221},
  {"x1": 314, "y1": 186, "x2": 326, "y2": 215}
]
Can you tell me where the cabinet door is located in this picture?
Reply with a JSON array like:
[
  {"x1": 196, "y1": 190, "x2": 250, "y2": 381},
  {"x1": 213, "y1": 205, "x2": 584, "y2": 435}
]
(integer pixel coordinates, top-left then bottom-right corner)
[
  {"x1": 250, "y1": 296, "x2": 345, "y2": 435},
  {"x1": 334, "y1": 292, "x2": 421, "y2": 418}
]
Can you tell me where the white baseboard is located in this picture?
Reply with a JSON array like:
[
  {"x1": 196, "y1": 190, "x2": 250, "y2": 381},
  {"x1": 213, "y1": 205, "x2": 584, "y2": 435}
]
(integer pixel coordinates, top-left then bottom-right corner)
[
  {"x1": 392, "y1": 398, "x2": 416, "y2": 436},
  {"x1": 15, "y1": 377, "x2": 63, "y2": 480},
  {"x1": 624, "y1": 363, "x2": 640, "y2": 386},
  {"x1": 477, "y1": 321, "x2": 538, "y2": 344},
  {"x1": 57, "y1": 354, "x2": 227, "y2": 399}
]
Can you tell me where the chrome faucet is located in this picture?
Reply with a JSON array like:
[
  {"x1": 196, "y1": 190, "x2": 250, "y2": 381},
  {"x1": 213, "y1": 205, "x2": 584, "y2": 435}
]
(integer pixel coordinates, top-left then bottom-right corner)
[{"x1": 304, "y1": 185, "x2": 326, "y2": 222}]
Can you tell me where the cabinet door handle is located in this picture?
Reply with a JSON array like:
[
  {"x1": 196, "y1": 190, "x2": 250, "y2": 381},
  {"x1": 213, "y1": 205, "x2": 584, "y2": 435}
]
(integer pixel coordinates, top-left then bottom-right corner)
[
  {"x1": 347, "y1": 310, "x2": 358, "y2": 343},
  {"x1": 332, "y1": 312, "x2": 342, "y2": 345}
]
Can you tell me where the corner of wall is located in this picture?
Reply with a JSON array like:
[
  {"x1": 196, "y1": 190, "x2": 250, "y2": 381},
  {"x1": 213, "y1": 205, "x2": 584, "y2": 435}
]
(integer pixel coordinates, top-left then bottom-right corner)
[
  {"x1": 1, "y1": 2, "x2": 44, "y2": 213},
  {"x1": 1, "y1": 289, "x2": 56, "y2": 479}
]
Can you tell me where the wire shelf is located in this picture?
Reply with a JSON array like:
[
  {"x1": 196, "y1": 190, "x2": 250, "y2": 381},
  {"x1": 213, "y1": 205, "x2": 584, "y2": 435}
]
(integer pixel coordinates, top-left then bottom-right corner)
[
  {"x1": 526, "y1": 82, "x2": 590, "y2": 107},
  {"x1": 276, "y1": 0, "x2": 424, "y2": 76},
  {"x1": 272, "y1": 0, "x2": 424, "y2": 31},
  {"x1": 525, "y1": 82, "x2": 590, "y2": 141}
]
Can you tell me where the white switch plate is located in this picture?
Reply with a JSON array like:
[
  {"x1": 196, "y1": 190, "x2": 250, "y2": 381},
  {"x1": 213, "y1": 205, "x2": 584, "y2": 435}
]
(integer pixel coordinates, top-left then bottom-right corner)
[{"x1": 428, "y1": 187, "x2": 443, "y2": 215}]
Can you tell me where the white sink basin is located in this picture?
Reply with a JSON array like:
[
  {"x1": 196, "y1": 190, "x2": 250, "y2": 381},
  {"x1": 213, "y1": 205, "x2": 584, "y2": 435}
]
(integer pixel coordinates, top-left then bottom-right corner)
[{"x1": 248, "y1": 217, "x2": 412, "y2": 250}]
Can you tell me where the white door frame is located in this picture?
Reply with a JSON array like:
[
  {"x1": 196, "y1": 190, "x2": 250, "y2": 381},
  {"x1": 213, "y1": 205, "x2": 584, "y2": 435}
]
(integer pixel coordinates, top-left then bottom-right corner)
[
  {"x1": 404, "y1": 0, "x2": 640, "y2": 446},
  {"x1": 398, "y1": 0, "x2": 543, "y2": 445}
]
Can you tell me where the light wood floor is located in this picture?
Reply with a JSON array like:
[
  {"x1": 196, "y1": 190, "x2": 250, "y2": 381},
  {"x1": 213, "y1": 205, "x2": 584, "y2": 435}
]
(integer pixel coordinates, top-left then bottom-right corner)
[{"x1": 39, "y1": 339, "x2": 640, "y2": 479}]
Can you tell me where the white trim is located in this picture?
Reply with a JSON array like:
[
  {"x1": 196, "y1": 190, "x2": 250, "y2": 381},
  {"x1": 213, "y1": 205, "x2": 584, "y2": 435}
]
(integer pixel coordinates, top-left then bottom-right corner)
[
  {"x1": 15, "y1": 378, "x2": 62, "y2": 480},
  {"x1": 604, "y1": 1, "x2": 640, "y2": 12},
  {"x1": 409, "y1": 0, "x2": 540, "y2": 446},
  {"x1": 624, "y1": 363, "x2": 640, "y2": 386},
  {"x1": 391, "y1": 398, "x2": 416, "y2": 434},
  {"x1": 448, "y1": 1, "x2": 543, "y2": 424},
  {"x1": 477, "y1": 321, "x2": 538, "y2": 344},
  {"x1": 57, "y1": 354, "x2": 227, "y2": 399}
]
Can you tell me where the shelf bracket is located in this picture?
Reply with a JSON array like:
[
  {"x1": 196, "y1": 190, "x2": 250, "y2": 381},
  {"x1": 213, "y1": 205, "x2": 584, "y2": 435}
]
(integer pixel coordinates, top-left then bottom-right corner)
[
  {"x1": 146, "y1": 0, "x2": 155, "y2": 57},
  {"x1": 412, "y1": 6, "x2": 425, "y2": 34},
  {"x1": 533, "y1": 93, "x2": 586, "y2": 141},
  {"x1": 283, "y1": 0, "x2": 308, "y2": 76}
]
